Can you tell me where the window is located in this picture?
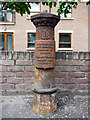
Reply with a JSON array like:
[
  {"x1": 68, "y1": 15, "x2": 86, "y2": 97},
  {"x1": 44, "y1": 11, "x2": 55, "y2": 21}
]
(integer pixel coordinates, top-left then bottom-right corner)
[
  {"x1": 0, "y1": 33, "x2": 14, "y2": 51},
  {"x1": 59, "y1": 33, "x2": 71, "y2": 48},
  {"x1": 27, "y1": 3, "x2": 41, "y2": 18},
  {"x1": 59, "y1": 3, "x2": 72, "y2": 18},
  {"x1": 0, "y1": 4, "x2": 14, "y2": 22},
  {"x1": 29, "y1": 3, "x2": 40, "y2": 12},
  {"x1": 27, "y1": 33, "x2": 36, "y2": 48}
]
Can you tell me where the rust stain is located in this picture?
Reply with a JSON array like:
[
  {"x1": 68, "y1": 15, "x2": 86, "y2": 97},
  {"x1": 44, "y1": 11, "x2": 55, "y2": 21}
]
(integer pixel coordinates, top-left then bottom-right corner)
[{"x1": 33, "y1": 93, "x2": 57, "y2": 114}]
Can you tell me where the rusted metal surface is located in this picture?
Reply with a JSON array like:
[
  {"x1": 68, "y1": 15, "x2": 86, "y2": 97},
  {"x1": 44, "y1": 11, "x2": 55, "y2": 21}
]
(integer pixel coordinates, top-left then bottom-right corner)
[
  {"x1": 31, "y1": 12, "x2": 60, "y2": 114},
  {"x1": 34, "y1": 68, "x2": 55, "y2": 89},
  {"x1": 35, "y1": 40, "x2": 55, "y2": 69},
  {"x1": 33, "y1": 92, "x2": 57, "y2": 114}
]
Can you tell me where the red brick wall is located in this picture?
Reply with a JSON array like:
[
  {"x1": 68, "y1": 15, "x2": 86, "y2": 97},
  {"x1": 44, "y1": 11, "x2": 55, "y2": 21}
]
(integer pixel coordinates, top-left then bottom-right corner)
[{"x1": 0, "y1": 51, "x2": 89, "y2": 95}]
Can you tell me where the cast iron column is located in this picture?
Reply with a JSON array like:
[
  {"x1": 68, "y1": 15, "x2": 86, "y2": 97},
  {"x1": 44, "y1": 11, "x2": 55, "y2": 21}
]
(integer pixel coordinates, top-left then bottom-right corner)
[{"x1": 31, "y1": 12, "x2": 60, "y2": 114}]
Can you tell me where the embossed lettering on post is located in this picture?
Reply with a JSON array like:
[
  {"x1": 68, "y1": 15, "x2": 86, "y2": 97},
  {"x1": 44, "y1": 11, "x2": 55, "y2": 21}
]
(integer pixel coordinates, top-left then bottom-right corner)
[{"x1": 35, "y1": 40, "x2": 55, "y2": 69}]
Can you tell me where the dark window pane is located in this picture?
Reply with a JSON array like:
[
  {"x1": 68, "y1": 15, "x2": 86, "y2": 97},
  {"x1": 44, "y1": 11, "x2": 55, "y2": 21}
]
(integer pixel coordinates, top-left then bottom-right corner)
[
  {"x1": 60, "y1": 35, "x2": 70, "y2": 42},
  {"x1": 0, "y1": 10, "x2": 5, "y2": 21},
  {"x1": 28, "y1": 43, "x2": 35, "y2": 48},
  {"x1": 0, "y1": 35, "x2": 5, "y2": 50},
  {"x1": 28, "y1": 34, "x2": 36, "y2": 42},
  {"x1": 7, "y1": 35, "x2": 12, "y2": 51},
  {"x1": 59, "y1": 44, "x2": 71, "y2": 48}
]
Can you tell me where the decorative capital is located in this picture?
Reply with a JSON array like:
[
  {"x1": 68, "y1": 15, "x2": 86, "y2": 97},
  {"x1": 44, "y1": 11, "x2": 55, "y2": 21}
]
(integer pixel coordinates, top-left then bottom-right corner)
[{"x1": 31, "y1": 12, "x2": 60, "y2": 27}]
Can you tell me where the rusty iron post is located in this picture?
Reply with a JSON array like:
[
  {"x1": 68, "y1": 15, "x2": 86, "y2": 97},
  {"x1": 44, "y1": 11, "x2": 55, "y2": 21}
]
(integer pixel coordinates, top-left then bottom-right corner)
[{"x1": 31, "y1": 12, "x2": 60, "y2": 114}]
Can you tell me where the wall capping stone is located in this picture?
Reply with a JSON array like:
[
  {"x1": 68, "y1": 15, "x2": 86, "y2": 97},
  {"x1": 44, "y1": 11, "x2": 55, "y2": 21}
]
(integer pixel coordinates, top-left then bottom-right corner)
[{"x1": 0, "y1": 51, "x2": 90, "y2": 60}]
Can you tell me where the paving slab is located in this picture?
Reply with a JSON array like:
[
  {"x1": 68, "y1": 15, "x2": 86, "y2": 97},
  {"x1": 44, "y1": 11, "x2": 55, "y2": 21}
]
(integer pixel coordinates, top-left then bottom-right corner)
[{"x1": 0, "y1": 92, "x2": 89, "y2": 119}]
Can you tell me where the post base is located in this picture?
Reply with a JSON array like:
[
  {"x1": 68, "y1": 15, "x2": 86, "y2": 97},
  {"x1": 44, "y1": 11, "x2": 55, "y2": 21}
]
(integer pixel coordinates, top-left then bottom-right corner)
[{"x1": 33, "y1": 92, "x2": 57, "y2": 114}]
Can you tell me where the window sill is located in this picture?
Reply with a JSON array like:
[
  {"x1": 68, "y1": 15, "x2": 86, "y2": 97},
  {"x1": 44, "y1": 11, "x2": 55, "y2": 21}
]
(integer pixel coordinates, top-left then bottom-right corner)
[
  {"x1": 26, "y1": 48, "x2": 35, "y2": 51},
  {"x1": 26, "y1": 17, "x2": 31, "y2": 20},
  {"x1": 57, "y1": 48, "x2": 73, "y2": 51},
  {"x1": 61, "y1": 17, "x2": 74, "y2": 20},
  {"x1": 0, "y1": 22, "x2": 15, "y2": 25}
]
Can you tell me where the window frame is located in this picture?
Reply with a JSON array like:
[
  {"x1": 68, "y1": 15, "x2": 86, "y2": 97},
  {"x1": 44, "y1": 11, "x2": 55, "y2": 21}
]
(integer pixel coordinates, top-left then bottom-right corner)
[
  {"x1": 57, "y1": 30, "x2": 73, "y2": 51},
  {"x1": 59, "y1": 33, "x2": 72, "y2": 48},
  {"x1": 27, "y1": 32, "x2": 36, "y2": 50},
  {"x1": 26, "y1": 2, "x2": 41, "y2": 19},
  {"x1": 59, "y1": 2, "x2": 73, "y2": 19},
  {"x1": 0, "y1": 10, "x2": 14, "y2": 23},
  {"x1": 29, "y1": 2, "x2": 41, "y2": 13},
  {"x1": 0, "y1": 32, "x2": 14, "y2": 51}
]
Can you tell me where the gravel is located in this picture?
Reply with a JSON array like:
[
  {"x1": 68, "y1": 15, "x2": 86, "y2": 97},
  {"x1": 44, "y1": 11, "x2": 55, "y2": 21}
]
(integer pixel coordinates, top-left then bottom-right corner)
[{"x1": 0, "y1": 92, "x2": 89, "y2": 119}]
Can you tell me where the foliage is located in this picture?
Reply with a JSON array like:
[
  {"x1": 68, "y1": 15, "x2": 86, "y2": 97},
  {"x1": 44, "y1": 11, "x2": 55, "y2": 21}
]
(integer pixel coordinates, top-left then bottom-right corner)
[
  {"x1": 0, "y1": 1, "x2": 89, "y2": 17},
  {"x1": 1, "y1": 2, "x2": 31, "y2": 16},
  {"x1": 86, "y1": 0, "x2": 90, "y2": 5},
  {"x1": 42, "y1": 2, "x2": 78, "y2": 17}
]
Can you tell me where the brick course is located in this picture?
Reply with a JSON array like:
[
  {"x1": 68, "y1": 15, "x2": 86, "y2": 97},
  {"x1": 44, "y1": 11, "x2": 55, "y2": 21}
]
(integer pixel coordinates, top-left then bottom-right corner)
[{"x1": 0, "y1": 51, "x2": 89, "y2": 94}]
